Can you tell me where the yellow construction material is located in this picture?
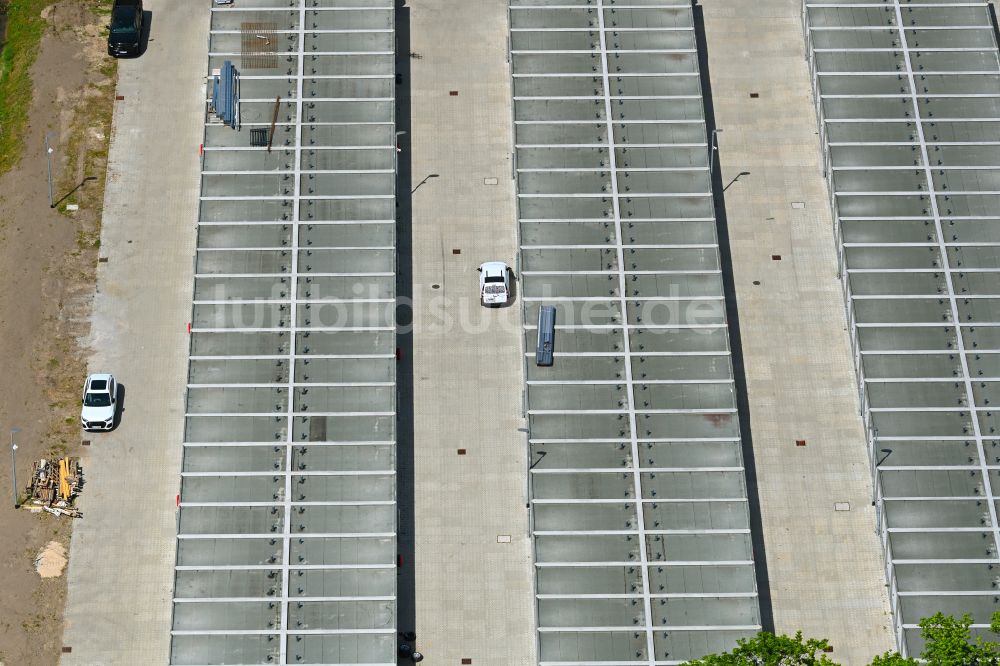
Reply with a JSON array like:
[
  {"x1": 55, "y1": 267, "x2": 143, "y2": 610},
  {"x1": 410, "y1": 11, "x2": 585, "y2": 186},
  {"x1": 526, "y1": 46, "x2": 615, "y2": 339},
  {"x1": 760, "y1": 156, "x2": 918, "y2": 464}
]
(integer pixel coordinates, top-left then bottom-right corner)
[{"x1": 59, "y1": 458, "x2": 71, "y2": 502}]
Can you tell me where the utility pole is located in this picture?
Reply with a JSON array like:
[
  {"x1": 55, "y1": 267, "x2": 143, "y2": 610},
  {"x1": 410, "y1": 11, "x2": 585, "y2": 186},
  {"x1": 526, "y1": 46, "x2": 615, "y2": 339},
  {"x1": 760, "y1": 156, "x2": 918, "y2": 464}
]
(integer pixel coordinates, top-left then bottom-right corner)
[
  {"x1": 45, "y1": 133, "x2": 55, "y2": 208},
  {"x1": 10, "y1": 427, "x2": 20, "y2": 509}
]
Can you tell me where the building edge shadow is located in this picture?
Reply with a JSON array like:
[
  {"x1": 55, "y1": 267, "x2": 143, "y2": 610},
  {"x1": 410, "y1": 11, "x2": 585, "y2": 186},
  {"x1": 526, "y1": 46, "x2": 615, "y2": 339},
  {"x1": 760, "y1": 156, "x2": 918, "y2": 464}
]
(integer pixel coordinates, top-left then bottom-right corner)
[
  {"x1": 693, "y1": 0, "x2": 776, "y2": 636},
  {"x1": 394, "y1": 0, "x2": 416, "y2": 661}
]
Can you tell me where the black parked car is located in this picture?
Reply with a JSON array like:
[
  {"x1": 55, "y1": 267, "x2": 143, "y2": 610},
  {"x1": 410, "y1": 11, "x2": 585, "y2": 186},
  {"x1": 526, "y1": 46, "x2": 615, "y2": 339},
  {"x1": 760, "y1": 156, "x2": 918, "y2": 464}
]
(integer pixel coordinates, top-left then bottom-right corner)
[{"x1": 107, "y1": 0, "x2": 143, "y2": 57}]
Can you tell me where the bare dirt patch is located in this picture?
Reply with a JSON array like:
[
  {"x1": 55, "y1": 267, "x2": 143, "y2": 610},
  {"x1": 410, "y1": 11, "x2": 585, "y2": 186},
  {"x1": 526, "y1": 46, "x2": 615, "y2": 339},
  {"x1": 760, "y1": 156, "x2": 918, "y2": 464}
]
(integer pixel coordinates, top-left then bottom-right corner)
[
  {"x1": 0, "y1": 1, "x2": 114, "y2": 663},
  {"x1": 34, "y1": 541, "x2": 67, "y2": 578}
]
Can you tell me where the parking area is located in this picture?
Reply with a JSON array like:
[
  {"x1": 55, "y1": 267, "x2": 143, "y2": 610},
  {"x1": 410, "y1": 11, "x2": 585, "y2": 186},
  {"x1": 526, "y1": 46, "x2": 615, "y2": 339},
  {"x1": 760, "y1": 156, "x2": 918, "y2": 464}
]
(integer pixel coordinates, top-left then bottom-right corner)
[
  {"x1": 57, "y1": 0, "x2": 1000, "y2": 663},
  {"x1": 805, "y1": 0, "x2": 1000, "y2": 656},
  {"x1": 511, "y1": 1, "x2": 763, "y2": 662},
  {"x1": 166, "y1": 2, "x2": 398, "y2": 664},
  {"x1": 60, "y1": 2, "x2": 208, "y2": 664},
  {"x1": 701, "y1": 0, "x2": 897, "y2": 659},
  {"x1": 405, "y1": 0, "x2": 536, "y2": 662}
]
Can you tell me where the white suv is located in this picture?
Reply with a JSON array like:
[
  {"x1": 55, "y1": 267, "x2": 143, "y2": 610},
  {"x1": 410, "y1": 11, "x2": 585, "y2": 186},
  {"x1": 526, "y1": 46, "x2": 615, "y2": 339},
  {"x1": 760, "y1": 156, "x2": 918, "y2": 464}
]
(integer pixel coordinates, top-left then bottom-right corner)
[
  {"x1": 478, "y1": 261, "x2": 511, "y2": 306},
  {"x1": 81, "y1": 374, "x2": 118, "y2": 431}
]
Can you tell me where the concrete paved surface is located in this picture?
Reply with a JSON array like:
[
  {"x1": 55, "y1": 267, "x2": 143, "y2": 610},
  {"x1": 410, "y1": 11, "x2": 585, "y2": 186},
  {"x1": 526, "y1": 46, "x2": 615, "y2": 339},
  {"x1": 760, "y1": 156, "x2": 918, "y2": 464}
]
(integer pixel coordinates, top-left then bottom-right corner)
[
  {"x1": 404, "y1": 1, "x2": 536, "y2": 663},
  {"x1": 700, "y1": 1, "x2": 895, "y2": 662},
  {"x1": 60, "y1": 3, "x2": 207, "y2": 663}
]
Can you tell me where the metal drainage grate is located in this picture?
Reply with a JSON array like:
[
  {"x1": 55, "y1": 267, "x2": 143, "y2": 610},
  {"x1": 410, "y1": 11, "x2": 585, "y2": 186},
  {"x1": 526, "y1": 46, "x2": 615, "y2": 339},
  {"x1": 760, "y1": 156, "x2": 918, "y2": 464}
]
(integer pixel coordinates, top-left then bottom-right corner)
[
  {"x1": 249, "y1": 128, "x2": 269, "y2": 147},
  {"x1": 240, "y1": 22, "x2": 278, "y2": 69}
]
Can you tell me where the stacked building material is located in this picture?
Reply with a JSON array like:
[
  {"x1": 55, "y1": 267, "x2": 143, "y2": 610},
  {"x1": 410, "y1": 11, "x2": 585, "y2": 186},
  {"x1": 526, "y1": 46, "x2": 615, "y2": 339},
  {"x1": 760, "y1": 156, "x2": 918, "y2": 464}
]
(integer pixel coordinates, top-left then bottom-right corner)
[{"x1": 25, "y1": 457, "x2": 83, "y2": 516}]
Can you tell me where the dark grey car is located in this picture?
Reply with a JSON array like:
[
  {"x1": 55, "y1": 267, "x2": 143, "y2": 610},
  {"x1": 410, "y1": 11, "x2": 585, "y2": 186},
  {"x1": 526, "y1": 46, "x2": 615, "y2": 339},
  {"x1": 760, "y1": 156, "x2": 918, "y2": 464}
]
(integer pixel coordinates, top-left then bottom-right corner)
[{"x1": 107, "y1": 0, "x2": 143, "y2": 57}]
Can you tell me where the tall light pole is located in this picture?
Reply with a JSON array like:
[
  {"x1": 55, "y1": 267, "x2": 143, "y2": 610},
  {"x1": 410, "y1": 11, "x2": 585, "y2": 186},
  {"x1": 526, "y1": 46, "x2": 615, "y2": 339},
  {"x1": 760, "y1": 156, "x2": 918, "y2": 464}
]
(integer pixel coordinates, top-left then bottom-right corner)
[
  {"x1": 394, "y1": 130, "x2": 407, "y2": 179},
  {"x1": 45, "y1": 133, "x2": 55, "y2": 208},
  {"x1": 709, "y1": 128, "x2": 722, "y2": 175},
  {"x1": 10, "y1": 427, "x2": 21, "y2": 509}
]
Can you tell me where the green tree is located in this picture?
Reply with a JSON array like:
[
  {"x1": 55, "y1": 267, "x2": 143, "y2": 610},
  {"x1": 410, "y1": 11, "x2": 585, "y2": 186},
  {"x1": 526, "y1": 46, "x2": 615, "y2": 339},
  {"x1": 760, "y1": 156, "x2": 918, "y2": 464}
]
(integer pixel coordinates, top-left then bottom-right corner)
[
  {"x1": 868, "y1": 651, "x2": 917, "y2": 666},
  {"x1": 869, "y1": 612, "x2": 1000, "y2": 665},
  {"x1": 683, "y1": 612, "x2": 1000, "y2": 665},
  {"x1": 917, "y1": 612, "x2": 1000, "y2": 664},
  {"x1": 683, "y1": 631, "x2": 838, "y2": 665}
]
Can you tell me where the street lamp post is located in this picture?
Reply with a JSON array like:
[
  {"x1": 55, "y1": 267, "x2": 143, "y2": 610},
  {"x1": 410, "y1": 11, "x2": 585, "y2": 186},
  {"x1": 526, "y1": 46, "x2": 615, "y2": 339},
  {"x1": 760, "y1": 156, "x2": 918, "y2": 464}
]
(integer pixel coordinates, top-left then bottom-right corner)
[
  {"x1": 10, "y1": 427, "x2": 21, "y2": 509},
  {"x1": 709, "y1": 128, "x2": 722, "y2": 175},
  {"x1": 393, "y1": 130, "x2": 407, "y2": 180},
  {"x1": 45, "y1": 133, "x2": 55, "y2": 208}
]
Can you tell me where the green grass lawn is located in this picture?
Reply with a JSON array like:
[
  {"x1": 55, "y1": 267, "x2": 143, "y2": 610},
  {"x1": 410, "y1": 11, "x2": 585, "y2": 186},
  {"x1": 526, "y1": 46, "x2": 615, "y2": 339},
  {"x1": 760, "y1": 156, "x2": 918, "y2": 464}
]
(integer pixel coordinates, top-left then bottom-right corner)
[{"x1": 0, "y1": 0, "x2": 49, "y2": 174}]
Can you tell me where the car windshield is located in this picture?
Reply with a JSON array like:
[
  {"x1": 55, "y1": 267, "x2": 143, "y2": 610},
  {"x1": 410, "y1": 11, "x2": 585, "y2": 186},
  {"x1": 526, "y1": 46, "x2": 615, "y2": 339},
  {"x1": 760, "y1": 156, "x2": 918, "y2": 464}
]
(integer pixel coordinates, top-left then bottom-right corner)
[
  {"x1": 85, "y1": 392, "x2": 112, "y2": 407},
  {"x1": 484, "y1": 276, "x2": 504, "y2": 283},
  {"x1": 111, "y1": 8, "x2": 137, "y2": 33}
]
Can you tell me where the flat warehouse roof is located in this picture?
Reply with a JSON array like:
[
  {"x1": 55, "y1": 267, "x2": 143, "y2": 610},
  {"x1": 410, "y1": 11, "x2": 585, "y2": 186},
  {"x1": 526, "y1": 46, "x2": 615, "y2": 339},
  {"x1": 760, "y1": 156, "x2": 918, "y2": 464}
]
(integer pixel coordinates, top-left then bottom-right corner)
[
  {"x1": 511, "y1": 0, "x2": 762, "y2": 663},
  {"x1": 805, "y1": 0, "x2": 1000, "y2": 657},
  {"x1": 169, "y1": 2, "x2": 396, "y2": 664}
]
